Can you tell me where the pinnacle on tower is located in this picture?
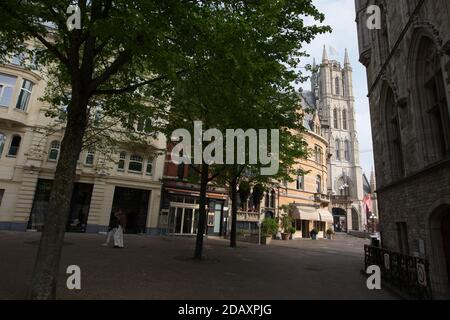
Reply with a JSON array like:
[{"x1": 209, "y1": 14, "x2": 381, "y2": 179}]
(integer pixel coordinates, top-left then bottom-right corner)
[
  {"x1": 370, "y1": 167, "x2": 376, "y2": 192},
  {"x1": 322, "y1": 45, "x2": 328, "y2": 63},
  {"x1": 344, "y1": 48, "x2": 350, "y2": 66}
]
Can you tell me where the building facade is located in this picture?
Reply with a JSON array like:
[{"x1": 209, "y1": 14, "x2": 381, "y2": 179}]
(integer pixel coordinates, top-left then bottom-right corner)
[
  {"x1": 0, "y1": 54, "x2": 166, "y2": 235},
  {"x1": 278, "y1": 93, "x2": 332, "y2": 239},
  {"x1": 307, "y1": 48, "x2": 366, "y2": 233},
  {"x1": 355, "y1": 0, "x2": 450, "y2": 298}
]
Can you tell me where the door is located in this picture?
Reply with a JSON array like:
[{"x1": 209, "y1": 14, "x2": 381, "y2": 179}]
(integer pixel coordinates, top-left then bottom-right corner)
[
  {"x1": 442, "y1": 213, "x2": 450, "y2": 287},
  {"x1": 183, "y1": 208, "x2": 194, "y2": 234},
  {"x1": 301, "y1": 220, "x2": 309, "y2": 238}
]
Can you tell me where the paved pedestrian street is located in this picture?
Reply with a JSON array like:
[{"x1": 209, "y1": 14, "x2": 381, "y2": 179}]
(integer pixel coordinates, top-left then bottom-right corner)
[{"x1": 0, "y1": 231, "x2": 396, "y2": 300}]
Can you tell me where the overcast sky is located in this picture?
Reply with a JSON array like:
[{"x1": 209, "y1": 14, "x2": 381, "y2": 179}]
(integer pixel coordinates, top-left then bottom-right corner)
[{"x1": 299, "y1": 0, "x2": 374, "y2": 176}]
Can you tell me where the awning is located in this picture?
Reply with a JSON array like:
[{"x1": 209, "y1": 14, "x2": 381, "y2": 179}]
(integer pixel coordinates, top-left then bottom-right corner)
[
  {"x1": 291, "y1": 204, "x2": 320, "y2": 222},
  {"x1": 319, "y1": 209, "x2": 334, "y2": 224}
]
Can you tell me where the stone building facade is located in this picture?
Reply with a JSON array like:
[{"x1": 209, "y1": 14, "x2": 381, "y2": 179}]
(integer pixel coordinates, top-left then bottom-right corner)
[
  {"x1": 355, "y1": 0, "x2": 450, "y2": 298},
  {"x1": 308, "y1": 48, "x2": 366, "y2": 233},
  {"x1": 0, "y1": 52, "x2": 166, "y2": 235},
  {"x1": 278, "y1": 93, "x2": 333, "y2": 239}
]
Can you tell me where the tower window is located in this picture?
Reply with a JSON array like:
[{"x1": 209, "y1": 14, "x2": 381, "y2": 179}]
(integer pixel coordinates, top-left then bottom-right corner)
[
  {"x1": 333, "y1": 109, "x2": 339, "y2": 129},
  {"x1": 344, "y1": 140, "x2": 351, "y2": 161},
  {"x1": 335, "y1": 139, "x2": 341, "y2": 160},
  {"x1": 342, "y1": 109, "x2": 348, "y2": 130},
  {"x1": 335, "y1": 77, "x2": 340, "y2": 95}
]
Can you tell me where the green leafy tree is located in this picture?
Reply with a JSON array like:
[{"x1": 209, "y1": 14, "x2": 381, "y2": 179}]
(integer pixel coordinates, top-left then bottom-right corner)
[{"x1": 0, "y1": 0, "x2": 220, "y2": 299}]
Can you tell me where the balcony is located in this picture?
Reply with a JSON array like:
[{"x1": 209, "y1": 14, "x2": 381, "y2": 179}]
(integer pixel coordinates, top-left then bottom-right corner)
[
  {"x1": 331, "y1": 195, "x2": 352, "y2": 205},
  {"x1": 237, "y1": 211, "x2": 260, "y2": 222},
  {"x1": 314, "y1": 193, "x2": 330, "y2": 204}
]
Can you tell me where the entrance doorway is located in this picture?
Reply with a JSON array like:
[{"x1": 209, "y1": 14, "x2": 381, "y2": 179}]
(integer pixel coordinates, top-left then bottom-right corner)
[
  {"x1": 111, "y1": 187, "x2": 150, "y2": 234},
  {"x1": 442, "y1": 212, "x2": 450, "y2": 287},
  {"x1": 28, "y1": 179, "x2": 93, "y2": 232},
  {"x1": 301, "y1": 220, "x2": 310, "y2": 238},
  {"x1": 168, "y1": 206, "x2": 200, "y2": 235},
  {"x1": 332, "y1": 208, "x2": 347, "y2": 232}
]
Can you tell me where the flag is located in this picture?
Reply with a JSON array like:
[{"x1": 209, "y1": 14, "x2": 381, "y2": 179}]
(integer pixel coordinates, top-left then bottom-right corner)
[{"x1": 363, "y1": 194, "x2": 373, "y2": 215}]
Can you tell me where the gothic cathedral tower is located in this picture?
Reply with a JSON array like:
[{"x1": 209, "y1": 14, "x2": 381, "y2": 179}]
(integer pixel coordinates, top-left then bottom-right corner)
[{"x1": 312, "y1": 46, "x2": 365, "y2": 232}]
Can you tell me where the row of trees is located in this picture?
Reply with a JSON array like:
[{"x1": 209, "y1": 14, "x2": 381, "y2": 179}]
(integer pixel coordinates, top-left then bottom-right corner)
[{"x1": 0, "y1": 0, "x2": 330, "y2": 299}]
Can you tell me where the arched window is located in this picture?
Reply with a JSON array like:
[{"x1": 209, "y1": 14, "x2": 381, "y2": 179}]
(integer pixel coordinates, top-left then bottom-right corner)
[
  {"x1": 8, "y1": 135, "x2": 21, "y2": 157},
  {"x1": 333, "y1": 109, "x2": 339, "y2": 129},
  {"x1": 0, "y1": 133, "x2": 6, "y2": 156},
  {"x1": 335, "y1": 77, "x2": 340, "y2": 95},
  {"x1": 118, "y1": 152, "x2": 126, "y2": 170},
  {"x1": 335, "y1": 139, "x2": 341, "y2": 160},
  {"x1": 265, "y1": 192, "x2": 270, "y2": 208},
  {"x1": 48, "y1": 141, "x2": 60, "y2": 161},
  {"x1": 316, "y1": 175, "x2": 322, "y2": 193},
  {"x1": 129, "y1": 154, "x2": 143, "y2": 172},
  {"x1": 85, "y1": 149, "x2": 95, "y2": 165},
  {"x1": 414, "y1": 36, "x2": 450, "y2": 162},
  {"x1": 344, "y1": 140, "x2": 350, "y2": 161},
  {"x1": 382, "y1": 84, "x2": 404, "y2": 179},
  {"x1": 342, "y1": 109, "x2": 348, "y2": 130}
]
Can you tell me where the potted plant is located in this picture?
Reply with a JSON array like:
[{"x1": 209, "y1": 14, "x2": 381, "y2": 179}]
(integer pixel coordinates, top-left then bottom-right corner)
[
  {"x1": 310, "y1": 228, "x2": 319, "y2": 240},
  {"x1": 261, "y1": 217, "x2": 278, "y2": 245},
  {"x1": 326, "y1": 228, "x2": 334, "y2": 240},
  {"x1": 280, "y1": 214, "x2": 294, "y2": 241},
  {"x1": 288, "y1": 226, "x2": 297, "y2": 239}
]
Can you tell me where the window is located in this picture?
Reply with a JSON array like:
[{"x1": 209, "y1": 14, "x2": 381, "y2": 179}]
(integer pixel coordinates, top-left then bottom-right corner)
[
  {"x1": 118, "y1": 152, "x2": 126, "y2": 170},
  {"x1": 344, "y1": 140, "x2": 350, "y2": 161},
  {"x1": 335, "y1": 139, "x2": 341, "y2": 160},
  {"x1": 296, "y1": 175, "x2": 304, "y2": 190},
  {"x1": 316, "y1": 175, "x2": 322, "y2": 193},
  {"x1": 146, "y1": 159, "x2": 153, "y2": 175},
  {"x1": 335, "y1": 77, "x2": 340, "y2": 95},
  {"x1": 333, "y1": 109, "x2": 339, "y2": 129},
  {"x1": 315, "y1": 146, "x2": 323, "y2": 164},
  {"x1": 270, "y1": 190, "x2": 276, "y2": 208},
  {"x1": 129, "y1": 155, "x2": 143, "y2": 172},
  {"x1": 11, "y1": 53, "x2": 25, "y2": 66},
  {"x1": 85, "y1": 150, "x2": 95, "y2": 165},
  {"x1": 16, "y1": 79, "x2": 33, "y2": 111},
  {"x1": 396, "y1": 222, "x2": 409, "y2": 255},
  {"x1": 48, "y1": 141, "x2": 60, "y2": 161},
  {"x1": 0, "y1": 73, "x2": 17, "y2": 107},
  {"x1": 342, "y1": 109, "x2": 348, "y2": 130},
  {"x1": 0, "y1": 133, "x2": 6, "y2": 156},
  {"x1": 8, "y1": 135, "x2": 21, "y2": 157},
  {"x1": 0, "y1": 189, "x2": 4, "y2": 207}
]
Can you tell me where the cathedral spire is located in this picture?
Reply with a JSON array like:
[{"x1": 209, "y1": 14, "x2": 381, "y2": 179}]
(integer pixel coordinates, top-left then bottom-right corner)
[
  {"x1": 344, "y1": 48, "x2": 350, "y2": 66},
  {"x1": 322, "y1": 45, "x2": 328, "y2": 63},
  {"x1": 370, "y1": 167, "x2": 376, "y2": 192}
]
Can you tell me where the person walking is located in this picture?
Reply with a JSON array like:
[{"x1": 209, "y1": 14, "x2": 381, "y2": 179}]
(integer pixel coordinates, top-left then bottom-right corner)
[
  {"x1": 113, "y1": 209, "x2": 127, "y2": 248},
  {"x1": 102, "y1": 208, "x2": 120, "y2": 247}
]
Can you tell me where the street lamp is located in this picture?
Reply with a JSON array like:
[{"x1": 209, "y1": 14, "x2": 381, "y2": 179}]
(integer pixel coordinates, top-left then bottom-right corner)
[{"x1": 369, "y1": 212, "x2": 376, "y2": 234}]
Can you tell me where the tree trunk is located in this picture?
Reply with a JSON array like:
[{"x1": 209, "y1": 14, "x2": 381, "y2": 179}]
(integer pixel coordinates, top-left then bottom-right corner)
[
  {"x1": 30, "y1": 94, "x2": 88, "y2": 300},
  {"x1": 194, "y1": 163, "x2": 209, "y2": 260},
  {"x1": 230, "y1": 177, "x2": 238, "y2": 248}
]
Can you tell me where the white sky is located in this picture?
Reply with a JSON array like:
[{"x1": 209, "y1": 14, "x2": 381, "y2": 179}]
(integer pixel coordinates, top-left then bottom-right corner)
[{"x1": 298, "y1": 0, "x2": 374, "y2": 176}]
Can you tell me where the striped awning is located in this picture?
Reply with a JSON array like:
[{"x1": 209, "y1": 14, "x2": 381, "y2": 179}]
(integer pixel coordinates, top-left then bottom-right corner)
[
  {"x1": 319, "y1": 209, "x2": 334, "y2": 224},
  {"x1": 291, "y1": 204, "x2": 320, "y2": 222}
]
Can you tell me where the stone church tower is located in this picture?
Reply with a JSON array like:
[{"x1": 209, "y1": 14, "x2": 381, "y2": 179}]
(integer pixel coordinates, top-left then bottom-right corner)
[{"x1": 311, "y1": 46, "x2": 365, "y2": 231}]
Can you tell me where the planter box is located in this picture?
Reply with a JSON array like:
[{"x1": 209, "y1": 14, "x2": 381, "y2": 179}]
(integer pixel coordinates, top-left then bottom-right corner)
[{"x1": 261, "y1": 236, "x2": 272, "y2": 245}]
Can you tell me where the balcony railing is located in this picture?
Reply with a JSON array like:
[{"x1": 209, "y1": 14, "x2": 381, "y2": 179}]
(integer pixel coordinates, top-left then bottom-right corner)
[
  {"x1": 314, "y1": 193, "x2": 330, "y2": 203},
  {"x1": 364, "y1": 245, "x2": 432, "y2": 300}
]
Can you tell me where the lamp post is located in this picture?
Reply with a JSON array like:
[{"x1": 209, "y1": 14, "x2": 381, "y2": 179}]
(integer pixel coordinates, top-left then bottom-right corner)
[{"x1": 369, "y1": 212, "x2": 376, "y2": 234}]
